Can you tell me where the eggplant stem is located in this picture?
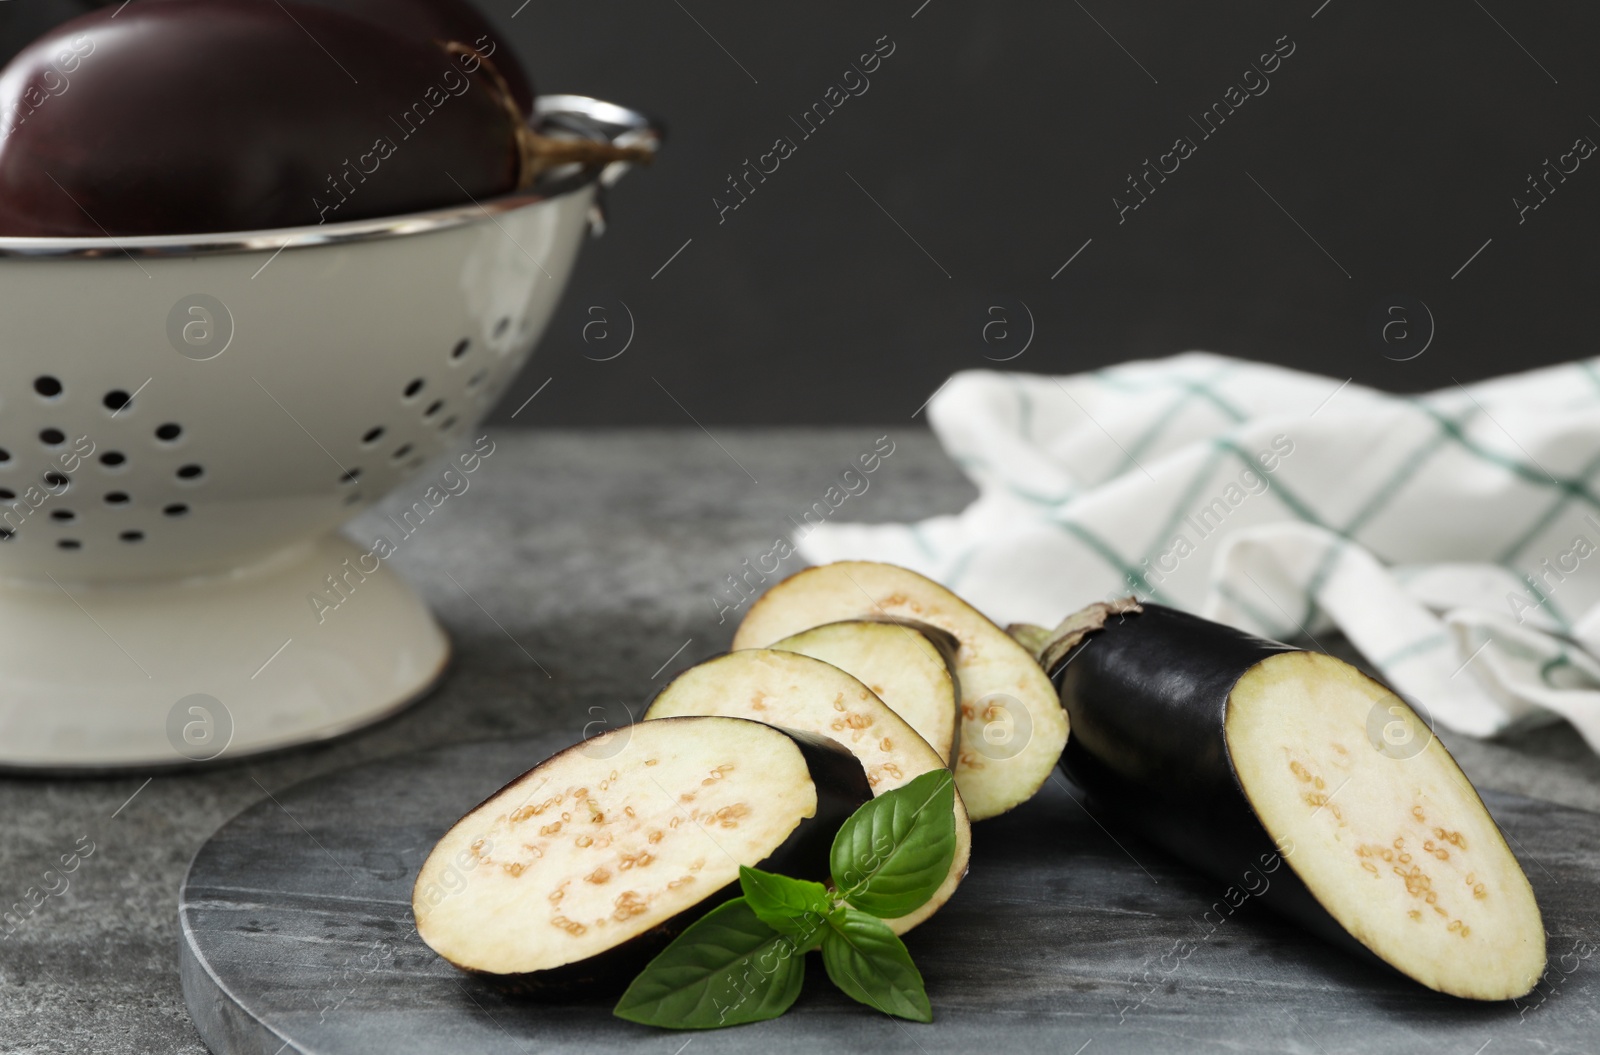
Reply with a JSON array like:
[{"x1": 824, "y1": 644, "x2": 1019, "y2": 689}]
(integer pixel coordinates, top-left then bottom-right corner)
[
  {"x1": 519, "y1": 133, "x2": 655, "y2": 181},
  {"x1": 445, "y1": 41, "x2": 655, "y2": 189},
  {"x1": 1005, "y1": 622, "x2": 1054, "y2": 659},
  {"x1": 1028, "y1": 597, "x2": 1144, "y2": 675}
]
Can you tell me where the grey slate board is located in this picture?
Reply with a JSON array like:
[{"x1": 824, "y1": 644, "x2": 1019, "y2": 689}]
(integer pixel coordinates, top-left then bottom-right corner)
[{"x1": 179, "y1": 731, "x2": 1600, "y2": 1055}]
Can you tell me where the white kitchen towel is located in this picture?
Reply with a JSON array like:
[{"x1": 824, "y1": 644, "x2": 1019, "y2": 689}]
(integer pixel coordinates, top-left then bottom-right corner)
[{"x1": 798, "y1": 353, "x2": 1600, "y2": 753}]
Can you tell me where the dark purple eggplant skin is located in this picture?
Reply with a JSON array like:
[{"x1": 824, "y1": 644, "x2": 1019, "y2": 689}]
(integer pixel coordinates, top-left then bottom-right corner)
[
  {"x1": 0, "y1": 0, "x2": 522, "y2": 236},
  {"x1": 477, "y1": 721, "x2": 871, "y2": 998},
  {"x1": 1052, "y1": 603, "x2": 1381, "y2": 964},
  {"x1": 759, "y1": 725, "x2": 875, "y2": 880},
  {"x1": 139, "y1": 0, "x2": 535, "y2": 114}
]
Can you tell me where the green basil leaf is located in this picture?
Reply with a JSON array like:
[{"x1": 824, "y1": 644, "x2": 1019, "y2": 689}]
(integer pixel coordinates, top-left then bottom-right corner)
[
  {"x1": 739, "y1": 866, "x2": 834, "y2": 944},
  {"x1": 830, "y1": 768, "x2": 957, "y2": 918},
  {"x1": 819, "y1": 908, "x2": 932, "y2": 1023},
  {"x1": 613, "y1": 898, "x2": 807, "y2": 1029}
]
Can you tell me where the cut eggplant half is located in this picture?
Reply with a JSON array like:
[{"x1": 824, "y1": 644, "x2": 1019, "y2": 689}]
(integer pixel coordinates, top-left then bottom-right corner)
[
  {"x1": 1048, "y1": 601, "x2": 1546, "y2": 1001},
  {"x1": 771, "y1": 619, "x2": 961, "y2": 765},
  {"x1": 642, "y1": 648, "x2": 971, "y2": 933},
  {"x1": 413, "y1": 716, "x2": 870, "y2": 988},
  {"x1": 733, "y1": 561, "x2": 1066, "y2": 821}
]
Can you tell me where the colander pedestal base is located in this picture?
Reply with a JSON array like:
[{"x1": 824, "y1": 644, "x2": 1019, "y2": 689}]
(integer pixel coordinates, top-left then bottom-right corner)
[{"x1": 0, "y1": 534, "x2": 449, "y2": 771}]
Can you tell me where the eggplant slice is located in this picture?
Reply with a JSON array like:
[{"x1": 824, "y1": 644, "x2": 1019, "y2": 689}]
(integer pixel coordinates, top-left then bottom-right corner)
[
  {"x1": 1051, "y1": 601, "x2": 1546, "y2": 1001},
  {"x1": 413, "y1": 716, "x2": 870, "y2": 986},
  {"x1": 642, "y1": 649, "x2": 971, "y2": 933},
  {"x1": 771, "y1": 619, "x2": 961, "y2": 765},
  {"x1": 734, "y1": 561, "x2": 1066, "y2": 821}
]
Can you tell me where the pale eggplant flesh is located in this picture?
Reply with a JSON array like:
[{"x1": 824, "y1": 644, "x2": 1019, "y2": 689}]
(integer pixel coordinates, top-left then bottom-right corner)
[
  {"x1": 641, "y1": 648, "x2": 971, "y2": 934},
  {"x1": 1050, "y1": 601, "x2": 1546, "y2": 1001},
  {"x1": 412, "y1": 716, "x2": 870, "y2": 993},
  {"x1": 771, "y1": 619, "x2": 962, "y2": 765},
  {"x1": 734, "y1": 561, "x2": 1066, "y2": 822}
]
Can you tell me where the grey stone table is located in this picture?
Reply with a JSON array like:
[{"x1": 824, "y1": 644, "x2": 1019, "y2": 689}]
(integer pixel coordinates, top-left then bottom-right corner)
[
  {"x1": 177, "y1": 734, "x2": 1600, "y2": 1055},
  {"x1": 4, "y1": 428, "x2": 1600, "y2": 1054}
]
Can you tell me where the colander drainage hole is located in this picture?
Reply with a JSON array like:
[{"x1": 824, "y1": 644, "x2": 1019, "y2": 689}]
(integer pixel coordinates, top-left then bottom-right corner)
[
  {"x1": 339, "y1": 469, "x2": 362, "y2": 485},
  {"x1": 120, "y1": 531, "x2": 144, "y2": 543},
  {"x1": 466, "y1": 371, "x2": 486, "y2": 390},
  {"x1": 451, "y1": 339, "x2": 470, "y2": 361},
  {"x1": 175, "y1": 464, "x2": 204, "y2": 481},
  {"x1": 103, "y1": 390, "x2": 131, "y2": 412},
  {"x1": 39, "y1": 428, "x2": 65, "y2": 446},
  {"x1": 33, "y1": 376, "x2": 62, "y2": 398},
  {"x1": 391, "y1": 443, "x2": 413, "y2": 462},
  {"x1": 0, "y1": 448, "x2": 11, "y2": 463},
  {"x1": 155, "y1": 423, "x2": 182, "y2": 442},
  {"x1": 100, "y1": 451, "x2": 126, "y2": 467},
  {"x1": 439, "y1": 416, "x2": 457, "y2": 431},
  {"x1": 494, "y1": 317, "x2": 510, "y2": 338},
  {"x1": 0, "y1": 489, "x2": 14, "y2": 500},
  {"x1": 50, "y1": 510, "x2": 74, "y2": 523},
  {"x1": 403, "y1": 378, "x2": 425, "y2": 399},
  {"x1": 42, "y1": 471, "x2": 69, "y2": 491},
  {"x1": 105, "y1": 492, "x2": 129, "y2": 505},
  {"x1": 0, "y1": 530, "x2": 12, "y2": 541},
  {"x1": 362, "y1": 426, "x2": 385, "y2": 445},
  {"x1": 57, "y1": 539, "x2": 80, "y2": 550},
  {"x1": 424, "y1": 400, "x2": 444, "y2": 419},
  {"x1": 163, "y1": 503, "x2": 188, "y2": 517}
]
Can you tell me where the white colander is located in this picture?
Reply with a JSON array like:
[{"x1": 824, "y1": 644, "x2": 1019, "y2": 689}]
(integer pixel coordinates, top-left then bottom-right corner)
[{"x1": 0, "y1": 96, "x2": 659, "y2": 771}]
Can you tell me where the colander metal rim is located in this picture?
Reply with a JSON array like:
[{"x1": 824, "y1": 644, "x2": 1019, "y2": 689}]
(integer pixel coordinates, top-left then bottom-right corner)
[{"x1": 0, "y1": 94, "x2": 660, "y2": 260}]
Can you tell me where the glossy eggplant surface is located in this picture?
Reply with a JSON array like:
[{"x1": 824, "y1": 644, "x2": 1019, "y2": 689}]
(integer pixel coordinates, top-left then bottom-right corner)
[{"x1": 1052, "y1": 602, "x2": 1544, "y2": 1001}]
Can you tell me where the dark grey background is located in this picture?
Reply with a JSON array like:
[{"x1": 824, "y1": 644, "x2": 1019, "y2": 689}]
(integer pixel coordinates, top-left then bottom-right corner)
[
  {"x1": 8, "y1": 1, "x2": 1597, "y2": 424},
  {"x1": 496, "y1": 0, "x2": 1600, "y2": 424}
]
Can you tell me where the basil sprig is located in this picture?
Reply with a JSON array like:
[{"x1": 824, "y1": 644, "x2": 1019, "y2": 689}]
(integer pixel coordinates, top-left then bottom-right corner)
[{"x1": 613, "y1": 768, "x2": 957, "y2": 1030}]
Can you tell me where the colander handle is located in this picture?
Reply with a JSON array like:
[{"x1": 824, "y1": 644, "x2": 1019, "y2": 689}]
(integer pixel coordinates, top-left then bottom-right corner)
[{"x1": 533, "y1": 94, "x2": 665, "y2": 237}]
